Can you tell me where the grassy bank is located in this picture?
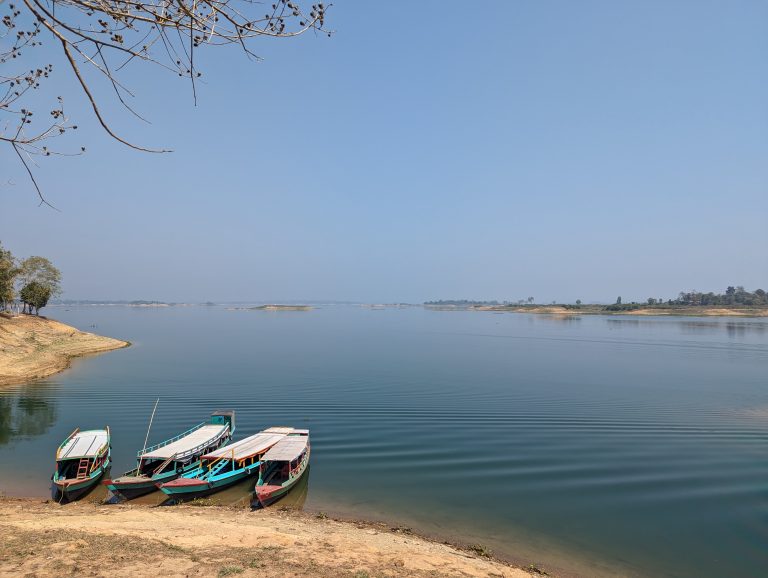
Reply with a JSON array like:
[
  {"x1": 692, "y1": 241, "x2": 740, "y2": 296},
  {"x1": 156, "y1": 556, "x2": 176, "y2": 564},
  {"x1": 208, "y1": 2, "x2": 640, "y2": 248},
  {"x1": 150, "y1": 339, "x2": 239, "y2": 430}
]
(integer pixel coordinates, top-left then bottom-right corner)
[
  {"x1": 0, "y1": 314, "x2": 129, "y2": 386},
  {"x1": 0, "y1": 498, "x2": 538, "y2": 578}
]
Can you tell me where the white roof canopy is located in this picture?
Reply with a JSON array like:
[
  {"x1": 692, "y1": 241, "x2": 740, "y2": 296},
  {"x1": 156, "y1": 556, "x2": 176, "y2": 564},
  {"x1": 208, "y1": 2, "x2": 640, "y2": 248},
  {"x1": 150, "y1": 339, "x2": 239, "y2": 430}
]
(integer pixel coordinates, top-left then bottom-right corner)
[
  {"x1": 261, "y1": 435, "x2": 309, "y2": 462},
  {"x1": 140, "y1": 424, "x2": 229, "y2": 460},
  {"x1": 203, "y1": 431, "x2": 283, "y2": 461},
  {"x1": 58, "y1": 430, "x2": 109, "y2": 459}
]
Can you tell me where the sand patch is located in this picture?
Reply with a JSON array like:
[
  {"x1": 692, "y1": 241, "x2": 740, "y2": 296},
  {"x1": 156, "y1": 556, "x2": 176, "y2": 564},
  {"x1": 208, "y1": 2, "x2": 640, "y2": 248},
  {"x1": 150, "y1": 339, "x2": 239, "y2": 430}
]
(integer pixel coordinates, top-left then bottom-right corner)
[
  {"x1": 0, "y1": 498, "x2": 537, "y2": 578},
  {"x1": 0, "y1": 314, "x2": 129, "y2": 386}
]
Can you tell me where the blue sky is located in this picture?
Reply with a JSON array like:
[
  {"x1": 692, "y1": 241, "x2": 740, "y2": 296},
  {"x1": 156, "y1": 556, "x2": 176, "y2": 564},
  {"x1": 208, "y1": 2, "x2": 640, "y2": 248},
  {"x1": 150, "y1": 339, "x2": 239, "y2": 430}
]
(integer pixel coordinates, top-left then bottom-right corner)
[{"x1": 1, "y1": 1, "x2": 766, "y2": 303}]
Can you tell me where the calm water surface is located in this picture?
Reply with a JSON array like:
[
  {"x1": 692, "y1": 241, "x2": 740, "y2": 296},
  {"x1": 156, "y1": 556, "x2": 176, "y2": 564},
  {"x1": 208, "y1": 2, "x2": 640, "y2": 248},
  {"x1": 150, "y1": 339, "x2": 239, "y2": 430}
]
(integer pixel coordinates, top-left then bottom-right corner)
[{"x1": 1, "y1": 306, "x2": 767, "y2": 577}]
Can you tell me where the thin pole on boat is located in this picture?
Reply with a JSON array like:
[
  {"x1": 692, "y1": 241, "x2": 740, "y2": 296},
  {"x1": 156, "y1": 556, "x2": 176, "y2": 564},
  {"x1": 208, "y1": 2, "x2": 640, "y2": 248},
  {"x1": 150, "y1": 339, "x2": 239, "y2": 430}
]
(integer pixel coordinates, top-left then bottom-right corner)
[{"x1": 142, "y1": 398, "x2": 160, "y2": 456}]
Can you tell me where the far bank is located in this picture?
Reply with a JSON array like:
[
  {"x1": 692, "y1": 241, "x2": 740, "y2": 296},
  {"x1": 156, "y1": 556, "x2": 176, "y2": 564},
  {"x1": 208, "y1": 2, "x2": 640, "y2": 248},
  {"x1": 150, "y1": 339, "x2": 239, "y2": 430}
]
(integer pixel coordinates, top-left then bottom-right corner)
[{"x1": 433, "y1": 305, "x2": 768, "y2": 317}]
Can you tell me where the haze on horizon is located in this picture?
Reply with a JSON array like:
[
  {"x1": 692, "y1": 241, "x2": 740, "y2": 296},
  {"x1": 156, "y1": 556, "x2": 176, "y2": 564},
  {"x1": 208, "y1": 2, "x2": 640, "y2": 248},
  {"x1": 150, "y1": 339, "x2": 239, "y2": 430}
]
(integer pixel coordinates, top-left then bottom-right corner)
[{"x1": 1, "y1": 1, "x2": 766, "y2": 304}]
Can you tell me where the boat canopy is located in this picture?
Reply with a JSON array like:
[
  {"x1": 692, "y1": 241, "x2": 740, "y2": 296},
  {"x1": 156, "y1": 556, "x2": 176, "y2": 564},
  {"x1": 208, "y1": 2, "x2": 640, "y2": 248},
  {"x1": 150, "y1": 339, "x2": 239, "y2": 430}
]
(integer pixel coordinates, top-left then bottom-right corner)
[
  {"x1": 58, "y1": 430, "x2": 109, "y2": 460},
  {"x1": 202, "y1": 427, "x2": 299, "y2": 461},
  {"x1": 261, "y1": 435, "x2": 309, "y2": 463},
  {"x1": 261, "y1": 426, "x2": 309, "y2": 435},
  {"x1": 140, "y1": 424, "x2": 229, "y2": 460}
]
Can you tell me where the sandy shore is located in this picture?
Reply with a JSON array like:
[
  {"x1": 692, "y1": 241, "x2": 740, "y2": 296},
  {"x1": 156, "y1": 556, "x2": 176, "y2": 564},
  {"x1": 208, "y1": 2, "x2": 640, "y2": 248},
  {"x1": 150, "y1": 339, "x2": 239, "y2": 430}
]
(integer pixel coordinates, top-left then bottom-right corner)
[
  {"x1": 0, "y1": 498, "x2": 538, "y2": 578},
  {"x1": 0, "y1": 314, "x2": 129, "y2": 386}
]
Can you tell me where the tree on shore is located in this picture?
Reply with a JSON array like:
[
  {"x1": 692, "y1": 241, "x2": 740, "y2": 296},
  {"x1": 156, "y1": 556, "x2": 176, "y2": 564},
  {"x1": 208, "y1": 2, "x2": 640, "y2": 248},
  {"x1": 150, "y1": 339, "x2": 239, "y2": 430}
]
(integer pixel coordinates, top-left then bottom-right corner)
[
  {"x1": 2, "y1": 0, "x2": 330, "y2": 204},
  {"x1": 17, "y1": 256, "x2": 61, "y2": 314},
  {"x1": 674, "y1": 287, "x2": 767, "y2": 307},
  {"x1": 20, "y1": 281, "x2": 51, "y2": 315},
  {"x1": 0, "y1": 243, "x2": 19, "y2": 311}
]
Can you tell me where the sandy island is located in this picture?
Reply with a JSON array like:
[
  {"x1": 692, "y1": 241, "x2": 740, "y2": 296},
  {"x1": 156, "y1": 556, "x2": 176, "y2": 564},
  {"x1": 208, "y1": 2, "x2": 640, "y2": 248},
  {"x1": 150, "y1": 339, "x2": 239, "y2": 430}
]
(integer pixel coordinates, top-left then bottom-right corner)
[
  {"x1": 0, "y1": 314, "x2": 129, "y2": 386},
  {"x1": 0, "y1": 498, "x2": 538, "y2": 578}
]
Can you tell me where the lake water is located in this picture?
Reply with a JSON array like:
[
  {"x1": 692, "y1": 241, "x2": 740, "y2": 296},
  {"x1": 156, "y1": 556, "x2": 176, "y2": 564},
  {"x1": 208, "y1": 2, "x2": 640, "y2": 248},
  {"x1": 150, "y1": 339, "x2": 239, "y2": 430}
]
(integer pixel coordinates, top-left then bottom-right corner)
[{"x1": 1, "y1": 306, "x2": 767, "y2": 577}]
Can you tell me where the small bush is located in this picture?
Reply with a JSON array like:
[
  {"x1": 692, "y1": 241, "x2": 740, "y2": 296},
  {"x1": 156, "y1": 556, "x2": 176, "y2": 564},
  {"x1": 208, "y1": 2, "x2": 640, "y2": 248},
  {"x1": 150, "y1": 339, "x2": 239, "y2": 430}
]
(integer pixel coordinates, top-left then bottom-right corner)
[{"x1": 468, "y1": 543, "x2": 492, "y2": 557}]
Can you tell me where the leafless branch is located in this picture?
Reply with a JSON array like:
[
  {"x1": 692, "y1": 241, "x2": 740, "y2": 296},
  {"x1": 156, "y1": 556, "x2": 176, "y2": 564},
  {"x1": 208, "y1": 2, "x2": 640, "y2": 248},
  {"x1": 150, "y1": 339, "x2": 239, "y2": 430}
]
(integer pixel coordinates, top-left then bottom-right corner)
[{"x1": 1, "y1": 0, "x2": 332, "y2": 204}]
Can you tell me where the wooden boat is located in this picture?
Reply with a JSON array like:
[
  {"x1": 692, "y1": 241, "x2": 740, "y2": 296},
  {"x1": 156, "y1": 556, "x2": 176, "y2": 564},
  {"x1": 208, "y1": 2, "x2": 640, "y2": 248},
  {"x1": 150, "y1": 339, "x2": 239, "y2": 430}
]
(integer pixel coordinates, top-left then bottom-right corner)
[
  {"x1": 103, "y1": 411, "x2": 235, "y2": 500},
  {"x1": 52, "y1": 427, "x2": 111, "y2": 502},
  {"x1": 159, "y1": 426, "x2": 297, "y2": 500},
  {"x1": 253, "y1": 429, "x2": 310, "y2": 507}
]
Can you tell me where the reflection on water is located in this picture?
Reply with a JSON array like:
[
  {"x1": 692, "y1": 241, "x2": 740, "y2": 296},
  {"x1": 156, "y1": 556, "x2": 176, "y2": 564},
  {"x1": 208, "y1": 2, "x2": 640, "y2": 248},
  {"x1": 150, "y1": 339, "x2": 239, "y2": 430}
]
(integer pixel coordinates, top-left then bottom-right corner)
[
  {"x1": 607, "y1": 317, "x2": 768, "y2": 337},
  {"x1": 0, "y1": 384, "x2": 58, "y2": 446}
]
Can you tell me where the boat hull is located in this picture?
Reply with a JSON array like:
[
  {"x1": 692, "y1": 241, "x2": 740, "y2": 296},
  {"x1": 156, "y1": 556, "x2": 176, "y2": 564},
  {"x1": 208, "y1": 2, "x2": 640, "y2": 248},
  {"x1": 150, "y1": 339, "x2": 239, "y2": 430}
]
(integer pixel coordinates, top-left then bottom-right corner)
[
  {"x1": 52, "y1": 458, "x2": 110, "y2": 502},
  {"x1": 160, "y1": 465, "x2": 258, "y2": 501},
  {"x1": 254, "y1": 447, "x2": 310, "y2": 508},
  {"x1": 104, "y1": 464, "x2": 195, "y2": 500},
  {"x1": 104, "y1": 475, "x2": 165, "y2": 500}
]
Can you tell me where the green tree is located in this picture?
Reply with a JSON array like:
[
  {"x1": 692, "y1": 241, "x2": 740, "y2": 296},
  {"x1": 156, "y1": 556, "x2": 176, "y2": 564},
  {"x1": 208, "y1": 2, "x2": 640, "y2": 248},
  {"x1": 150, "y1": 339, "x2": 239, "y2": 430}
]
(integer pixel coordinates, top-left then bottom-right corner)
[
  {"x1": 18, "y1": 257, "x2": 61, "y2": 298},
  {"x1": 18, "y1": 256, "x2": 61, "y2": 313},
  {"x1": 20, "y1": 281, "x2": 52, "y2": 315},
  {"x1": 616, "y1": 296, "x2": 622, "y2": 305},
  {"x1": 575, "y1": 299, "x2": 582, "y2": 306},
  {"x1": 0, "y1": 243, "x2": 19, "y2": 311}
]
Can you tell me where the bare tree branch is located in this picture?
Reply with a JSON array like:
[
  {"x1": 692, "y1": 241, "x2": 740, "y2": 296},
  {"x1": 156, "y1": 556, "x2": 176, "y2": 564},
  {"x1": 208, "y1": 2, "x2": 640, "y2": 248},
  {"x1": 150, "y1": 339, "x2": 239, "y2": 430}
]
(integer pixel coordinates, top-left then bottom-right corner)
[{"x1": 1, "y1": 0, "x2": 333, "y2": 204}]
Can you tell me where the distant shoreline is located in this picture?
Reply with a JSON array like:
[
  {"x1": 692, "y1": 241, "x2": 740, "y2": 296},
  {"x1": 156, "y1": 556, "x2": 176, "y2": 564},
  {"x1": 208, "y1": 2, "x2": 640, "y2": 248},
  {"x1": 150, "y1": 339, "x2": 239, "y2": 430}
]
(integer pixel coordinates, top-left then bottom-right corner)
[
  {"x1": 425, "y1": 304, "x2": 768, "y2": 317},
  {"x1": 0, "y1": 314, "x2": 129, "y2": 386},
  {"x1": 227, "y1": 304, "x2": 313, "y2": 311}
]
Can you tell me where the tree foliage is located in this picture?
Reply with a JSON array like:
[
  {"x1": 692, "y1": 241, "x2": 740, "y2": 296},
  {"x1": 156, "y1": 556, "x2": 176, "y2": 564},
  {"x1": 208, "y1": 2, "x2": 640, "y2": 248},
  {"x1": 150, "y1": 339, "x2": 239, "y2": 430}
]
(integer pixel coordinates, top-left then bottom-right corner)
[
  {"x1": 0, "y1": 242, "x2": 19, "y2": 309},
  {"x1": 20, "y1": 279, "x2": 51, "y2": 314},
  {"x1": 1, "y1": 0, "x2": 331, "y2": 203},
  {"x1": 18, "y1": 255, "x2": 61, "y2": 297},
  {"x1": 0, "y1": 244, "x2": 61, "y2": 313},
  {"x1": 674, "y1": 287, "x2": 767, "y2": 307}
]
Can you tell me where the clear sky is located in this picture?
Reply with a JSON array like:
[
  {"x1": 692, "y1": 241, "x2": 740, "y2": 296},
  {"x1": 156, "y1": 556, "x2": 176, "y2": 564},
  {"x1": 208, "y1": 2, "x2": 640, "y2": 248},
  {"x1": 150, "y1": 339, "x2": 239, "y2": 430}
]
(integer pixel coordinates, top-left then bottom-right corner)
[{"x1": 1, "y1": 1, "x2": 766, "y2": 303}]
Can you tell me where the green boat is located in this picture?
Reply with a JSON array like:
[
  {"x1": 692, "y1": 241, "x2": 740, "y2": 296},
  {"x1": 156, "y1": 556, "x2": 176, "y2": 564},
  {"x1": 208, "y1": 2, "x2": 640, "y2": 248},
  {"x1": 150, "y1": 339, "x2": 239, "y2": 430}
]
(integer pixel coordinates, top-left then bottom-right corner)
[
  {"x1": 159, "y1": 426, "x2": 296, "y2": 500},
  {"x1": 104, "y1": 411, "x2": 235, "y2": 501},
  {"x1": 254, "y1": 429, "x2": 310, "y2": 507},
  {"x1": 52, "y1": 427, "x2": 111, "y2": 502}
]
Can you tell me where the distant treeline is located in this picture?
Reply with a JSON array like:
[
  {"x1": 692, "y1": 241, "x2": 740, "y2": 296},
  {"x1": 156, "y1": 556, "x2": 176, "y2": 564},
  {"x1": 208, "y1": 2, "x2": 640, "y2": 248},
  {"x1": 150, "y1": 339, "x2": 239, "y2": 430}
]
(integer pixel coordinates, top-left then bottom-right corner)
[
  {"x1": 674, "y1": 286, "x2": 766, "y2": 307},
  {"x1": 604, "y1": 286, "x2": 766, "y2": 311},
  {"x1": 426, "y1": 287, "x2": 767, "y2": 311}
]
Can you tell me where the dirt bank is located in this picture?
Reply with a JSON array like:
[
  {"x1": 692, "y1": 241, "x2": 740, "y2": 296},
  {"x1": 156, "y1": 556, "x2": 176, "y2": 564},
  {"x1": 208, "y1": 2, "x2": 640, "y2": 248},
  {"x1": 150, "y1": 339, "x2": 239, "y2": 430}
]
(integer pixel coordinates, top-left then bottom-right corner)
[
  {"x1": 0, "y1": 498, "x2": 538, "y2": 578},
  {"x1": 0, "y1": 314, "x2": 129, "y2": 386}
]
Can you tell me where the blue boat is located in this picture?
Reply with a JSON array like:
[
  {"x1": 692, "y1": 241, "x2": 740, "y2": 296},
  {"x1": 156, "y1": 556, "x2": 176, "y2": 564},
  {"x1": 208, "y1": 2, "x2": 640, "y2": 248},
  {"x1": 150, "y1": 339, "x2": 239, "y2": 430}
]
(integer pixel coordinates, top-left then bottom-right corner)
[
  {"x1": 159, "y1": 426, "x2": 296, "y2": 500},
  {"x1": 104, "y1": 411, "x2": 235, "y2": 500},
  {"x1": 254, "y1": 429, "x2": 310, "y2": 507},
  {"x1": 52, "y1": 427, "x2": 111, "y2": 502}
]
